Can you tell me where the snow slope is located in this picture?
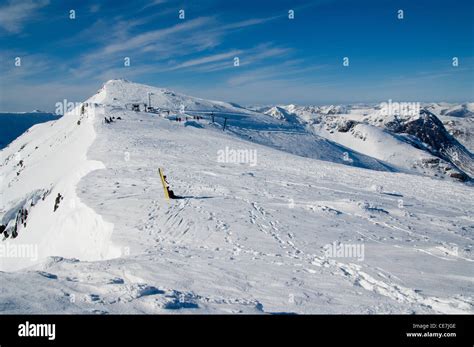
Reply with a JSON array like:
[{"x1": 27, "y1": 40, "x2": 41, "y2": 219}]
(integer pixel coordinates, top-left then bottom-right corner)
[
  {"x1": 0, "y1": 80, "x2": 472, "y2": 314},
  {"x1": 313, "y1": 122, "x2": 444, "y2": 173},
  {"x1": 0, "y1": 104, "x2": 121, "y2": 271}
]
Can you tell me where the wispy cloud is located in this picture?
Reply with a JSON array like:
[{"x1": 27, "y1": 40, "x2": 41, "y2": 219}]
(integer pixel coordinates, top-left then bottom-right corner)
[
  {"x1": 227, "y1": 60, "x2": 327, "y2": 86},
  {"x1": 168, "y1": 43, "x2": 292, "y2": 73},
  {"x1": 82, "y1": 17, "x2": 214, "y2": 62},
  {"x1": 240, "y1": 44, "x2": 292, "y2": 66},
  {"x1": 0, "y1": 0, "x2": 49, "y2": 34},
  {"x1": 167, "y1": 50, "x2": 243, "y2": 71},
  {"x1": 140, "y1": 0, "x2": 168, "y2": 10},
  {"x1": 220, "y1": 16, "x2": 280, "y2": 30},
  {"x1": 69, "y1": 13, "x2": 284, "y2": 80}
]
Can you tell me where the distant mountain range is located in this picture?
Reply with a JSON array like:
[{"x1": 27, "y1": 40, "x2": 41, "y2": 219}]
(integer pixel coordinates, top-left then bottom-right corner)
[{"x1": 263, "y1": 102, "x2": 474, "y2": 181}]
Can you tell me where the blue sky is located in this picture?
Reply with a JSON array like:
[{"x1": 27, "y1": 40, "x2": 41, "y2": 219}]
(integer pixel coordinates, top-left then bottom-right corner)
[{"x1": 0, "y1": 0, "x2": 473, "y2": 111}]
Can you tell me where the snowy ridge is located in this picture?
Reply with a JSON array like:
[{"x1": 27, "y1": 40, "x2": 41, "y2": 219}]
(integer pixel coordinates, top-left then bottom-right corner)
[
  {"x1": 0, "y1": 103, "x2": 121, "y2": 271},
  {"x1": 90, "y1": 79, "x2": 247, "y2": 113},
  {"x1": 92, "y1": 80, "x2": 393, "y2": 172}
]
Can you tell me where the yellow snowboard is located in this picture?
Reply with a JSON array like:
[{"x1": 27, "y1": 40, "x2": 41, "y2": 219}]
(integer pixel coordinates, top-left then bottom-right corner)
[{"x1": 158, "y1": 168, "x2": 170, "y2": 200}]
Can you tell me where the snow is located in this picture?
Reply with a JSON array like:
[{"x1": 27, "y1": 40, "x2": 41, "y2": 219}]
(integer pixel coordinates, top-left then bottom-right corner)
[
  {"x1": 0, "y1": 80, "x2": 472, "y2": 314},
  {"x1": 313, "y1": 121, "x2": 453, "y2": 175},
  {"x1": 0, "y1": 104, "x2": 121, "y2": 271}
]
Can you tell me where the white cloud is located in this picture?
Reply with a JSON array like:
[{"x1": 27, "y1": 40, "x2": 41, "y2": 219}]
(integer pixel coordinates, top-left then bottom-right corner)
[
  {"x1": 82, "y1": 17, "x2": 213, "y2": 63},
  {"x1": 0, "y1": 0, "x2": 49, "y2": 34},
  {"x1": 220, "y1": 16, "x2": 279, "y2": 31},
  {"x1": 168, "y1": 44, "x2": 292, "y2": 73},
  {"x1": 141, "y1": 0, "x2": 168, "y2": 10},
  {"x1": 167, "y1": 50, "x2": 243, "y2": 71},
  {"x1": 227, "y1": 60, "x2": 326, "y2": 86}
]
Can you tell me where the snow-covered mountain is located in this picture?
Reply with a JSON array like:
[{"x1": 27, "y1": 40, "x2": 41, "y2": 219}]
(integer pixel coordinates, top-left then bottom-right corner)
[
  {"x1": 264, "y1": 106, "x2": 293, "y2": 121},
  {"x1": 275, "y1": 103, "x2": 474, "y2": 181},
  {"x1": 0, "y1": 80, "x2": 472, "y2": 314},
  {"x1": 425, "y1": 102, "x2": 474, "y2": 118},
  {"x1": 426, "y1": 103, "x2": 474, "y2": 153}
]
